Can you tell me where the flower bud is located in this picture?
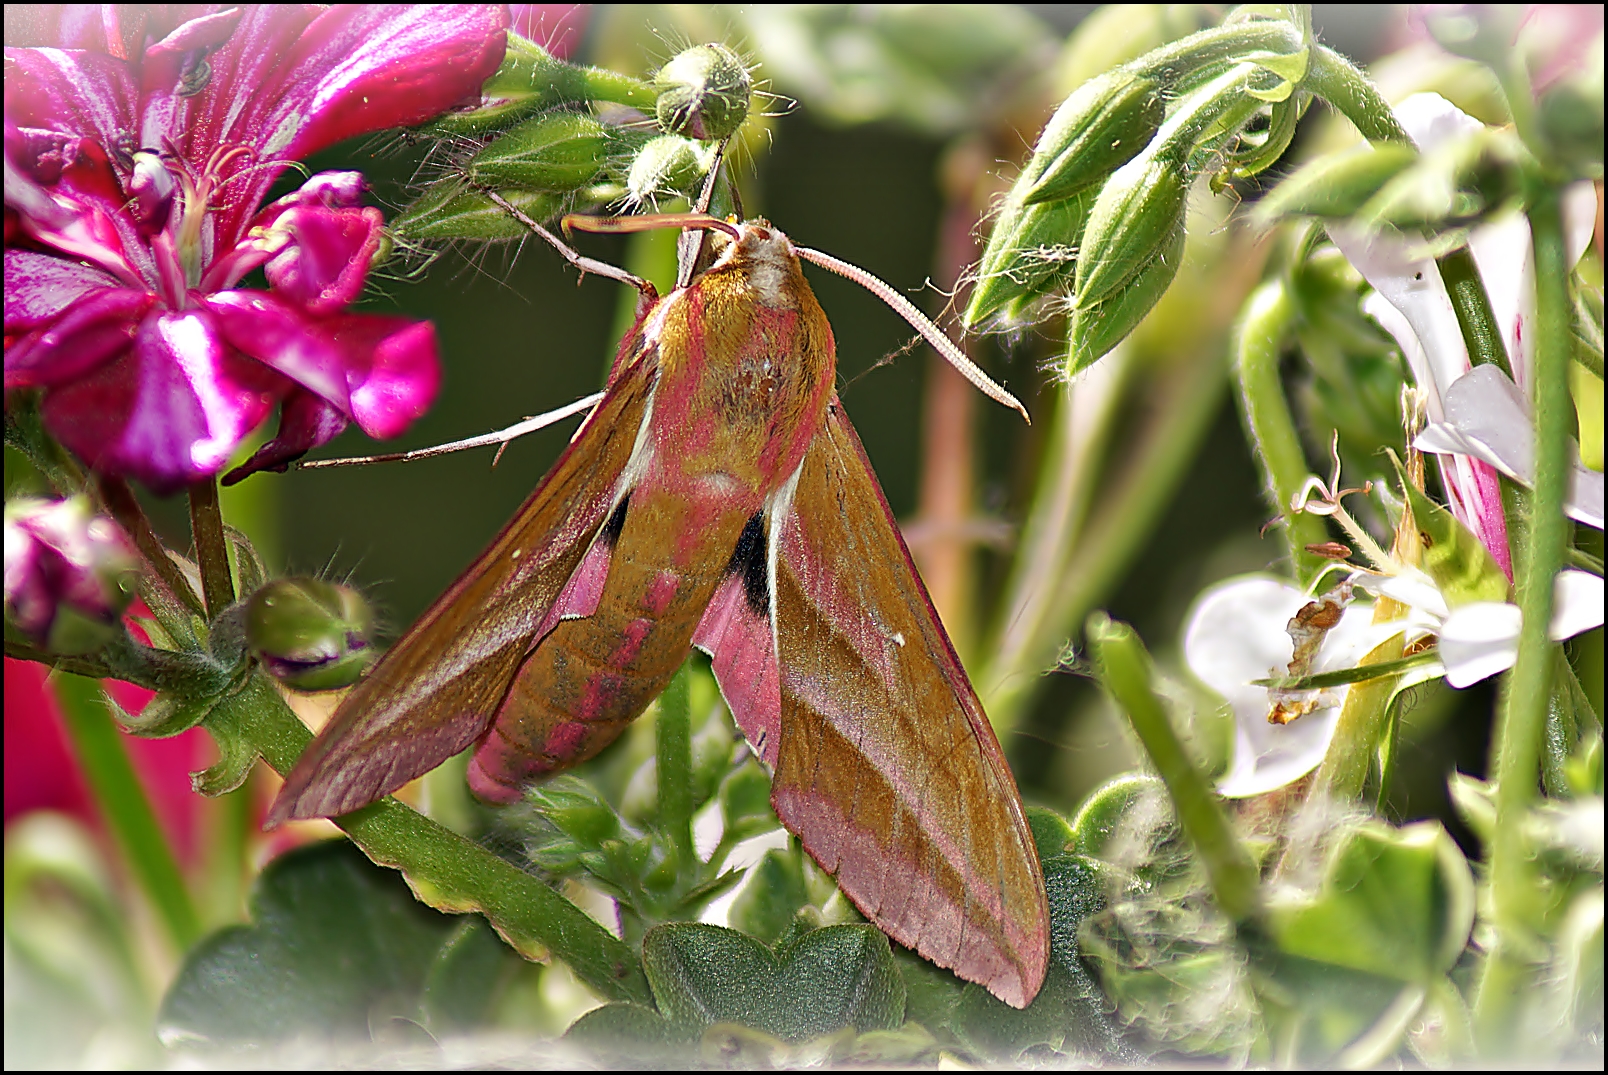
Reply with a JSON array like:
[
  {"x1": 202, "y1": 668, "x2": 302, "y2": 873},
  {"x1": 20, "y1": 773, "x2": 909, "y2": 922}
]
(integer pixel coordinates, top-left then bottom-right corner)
[
  {"x1": 626, "y1": 134, "x2": 717, "y2": 205},
  {"x1": 390, "y1": 179, "x2": 563, "y2": 243},
  {"x1": 4, "y1": 497, "x2": 136, "y2": 655},
  {"x1": 653, "y1": 43, "x2": 752, "y2": 142},
  {"x1": 1023, "y1": 71, "x2": 1164, "y2": 205},
  {"x1": 246, "y1": 577, "x2": 374, "y2": 692},
  {"x1": 467, "y1": 111, "x2": 620, "y2": 193},
  {"x1": 964, "y1": 188, "x2": 1096, "y2": 328},
  {"x1": 1251, "y1": 143, "x2": 1419, "y2": 229},
  {"x1": 1361, "y1": 129, "x2": 1524, "y2": 232},
  {"x1": 431, "y1": 34, "x2": 657, "y2": 138},
  {"x1": 1073, "y1": 150, "x2": 1188, "y2": 310},
  {"x1": 1067, "y1": 213, "x2": 1185, "y2": 374}
]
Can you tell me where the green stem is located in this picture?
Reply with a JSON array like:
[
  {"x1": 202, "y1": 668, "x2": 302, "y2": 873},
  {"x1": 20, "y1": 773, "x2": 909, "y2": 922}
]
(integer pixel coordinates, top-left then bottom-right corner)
[
  {"x1": 187, "y1": 479, "x2": 234, "y2": 618},
  {"x1": 984, "y1": 335, "x2": 1226, "y2": 730},
  {"x1": 657, "y1": 663, "x2": 696, "y2": 881},
  {"x1": 98, "y1": 475, "x2": 205, "y2": 619},
  {"x1": 1233, "y1": 279, "x2": 1330, "y2": 584},
  {"x1": 1310, "y1": 633, "x2": 1406, "y2": 801},
  {"x1": 1437, "y1": 248, "x2": 1514, "y2": 379},
  {"x1": 1475, "y1": 190, "x2": 1573, "y2": 1047},
  {"x1": 1304, "y1": 45, "x2": 1411, "y2": 144},
  {"x1": 236, "y1": 675, "x2": 651, "y2": 1005},
  {"x1": 51, "y1": 673, "x2": 201, "y2": 949},
  {"x1": 1089, "y1": 614, "x2": 1260, "y2": 922}
]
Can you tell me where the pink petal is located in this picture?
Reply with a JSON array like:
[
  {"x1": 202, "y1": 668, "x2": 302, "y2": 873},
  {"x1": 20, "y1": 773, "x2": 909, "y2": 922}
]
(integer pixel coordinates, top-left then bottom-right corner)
[
  {"x1": 263, "y1": 205, "x2": 384, "y2": 314},
  {"x1": 222, "y1": 390, "x2": 350, "y2": 485},
  {"x1": 327, "y1": 314, "x2": 441, "y2": 438},
  {"x1": 4, "y1": 284, "x2": 154, "y2": 388},
  {"x1": 3, "y1": 46, "x2": 138, "y2": 157},
  {"x1": 508, "y1": 5, "x2": 591, "y2": 59},
  {"x1": 3, "y1": 249, "x2": 124, "y2": 330},
  {"x1": 274, "y1": 5, "x2": 510, "y2": 160},
  {"x1": 203, "y1": 288, "x2": 357, "y2": 411},
  {"x1": 40, "y1": 309, "x2": 282, "y2": 492}
]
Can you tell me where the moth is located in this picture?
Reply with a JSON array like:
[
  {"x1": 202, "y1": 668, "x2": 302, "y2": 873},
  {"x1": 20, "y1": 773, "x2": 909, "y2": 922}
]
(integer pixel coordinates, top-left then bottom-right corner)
[{"x1": 268, "y1": 210, "x2": 1049, "y2": 1008}]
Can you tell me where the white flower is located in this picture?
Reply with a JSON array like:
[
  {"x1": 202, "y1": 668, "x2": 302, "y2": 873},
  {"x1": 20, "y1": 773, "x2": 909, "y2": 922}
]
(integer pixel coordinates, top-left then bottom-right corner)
[
  {"x1": 1326, "y1": 93, "x2": 1601, "y2": 570},
  {"x1": 1184, "y1": 576, "x2": 1378, "y2": 798},
  {"x1": 1368, "y1": 567, "x2": 1604, "y2": 688}
]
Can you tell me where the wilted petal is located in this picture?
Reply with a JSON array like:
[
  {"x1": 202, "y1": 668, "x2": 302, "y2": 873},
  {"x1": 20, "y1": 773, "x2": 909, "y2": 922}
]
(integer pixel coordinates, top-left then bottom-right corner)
[
  {"x1": 4, "y1": 284, "x2": 153, "y2": 388},
  {"x1": 263, "y1": 205, "x2": 383, "y2": 314},
  {"x1": 1184, "y1": 575, "x2": 1376, "y2": 798},
  {"x1": 223, "y1": 390, "x2": 349, "y2": 485},
  {"x1": 39, "y1": 309, "x2": 281, "y2": 492},
  {"x1": 4, "y1": 496, "x2": 136, "y2": 649}
]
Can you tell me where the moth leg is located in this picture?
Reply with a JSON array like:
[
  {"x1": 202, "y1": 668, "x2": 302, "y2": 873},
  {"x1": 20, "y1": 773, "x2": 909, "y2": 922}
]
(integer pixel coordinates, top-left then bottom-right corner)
[{"x1": 481, "y1": 187, "x2": 659, "y2": 310}]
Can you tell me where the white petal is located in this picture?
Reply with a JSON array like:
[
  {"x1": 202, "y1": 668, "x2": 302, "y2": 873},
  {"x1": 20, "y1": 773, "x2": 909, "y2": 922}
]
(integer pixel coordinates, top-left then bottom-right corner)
[
  {"x1": 1439, "y1": 601, "x2": 1523, "y2": 687},
  {"x1": 1364, "y1": 569, "x2": 1452, "y2": 620},
  {"x1": 1183, "y1": 575, "x2": 1343, "y2": 799},
  {"x1": 1551, "y1": 570, "x2": 1605, "y2": 641},
  {"x1": 1563, "y1": 182, "x2": 1598, "y2": 268},
  {"x1": 1393, "y1": 92, "x2": 1485, "y2": 151},
  {"x1": 1337, "y1": 228, "x2": 1468, "y2": 412},
  {"x1": 1569, "y1": 465, "x2": 1604, "y2": 530},
  {"x1": 1422, "y1": 364, "x2": 1535, "y2": 478},
  {"x1": 1467, "y1": 212, "x2": 1535, "y2": 391}
]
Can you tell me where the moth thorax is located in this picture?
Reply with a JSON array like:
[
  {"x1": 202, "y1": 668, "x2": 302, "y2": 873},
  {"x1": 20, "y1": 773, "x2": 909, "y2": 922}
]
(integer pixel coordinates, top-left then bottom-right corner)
[{"x1": 729, "y1": 222, "x2": 797, "y2": 308}]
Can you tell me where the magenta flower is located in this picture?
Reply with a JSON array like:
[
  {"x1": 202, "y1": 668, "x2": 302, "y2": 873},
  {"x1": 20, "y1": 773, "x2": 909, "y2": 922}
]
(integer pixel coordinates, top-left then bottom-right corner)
[
  {"x1": 4, "y1": 5, "x2": 509, "y2": 491},
  {"x1": 4, "y1": 496, "x2": 136, "y2": 652},
  {"x1": 508, "y1": 4, "x2": 591, "y2": 59}
]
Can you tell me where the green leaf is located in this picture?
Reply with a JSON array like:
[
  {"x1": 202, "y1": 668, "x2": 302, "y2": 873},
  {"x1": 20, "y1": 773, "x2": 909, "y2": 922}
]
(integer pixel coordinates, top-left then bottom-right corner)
[
  {"x1": 1026, "y1": 805, "x2": 1076, "y2": 861},
  {"x1": 952, "y1": 853, "x2": 1137, "y2": 1062},
  {"x1": 158, "y1": 840, "x2": 460, "y2": 1045},
  {"x1": 420, "y1": 917, "x2": 522, "y2": 1035},
  {"x1": 729, "y1": 848, "x2": 809, "y2": 946},
  {"x1": 642, "y1": 923, "x2": 905, "y2": 1042},
  {"x1": 1266, "y1": 820, "x2": 1475, "y2": 984},
  {"x1": 564, "y1": 1002, "x2": 690, "y2": 1061}
]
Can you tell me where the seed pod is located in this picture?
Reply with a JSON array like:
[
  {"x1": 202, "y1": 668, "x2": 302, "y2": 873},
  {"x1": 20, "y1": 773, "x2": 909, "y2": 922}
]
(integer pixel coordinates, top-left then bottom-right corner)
[
  {"x1": 1067, "y1": 214, "x2": 1184, "y2": 374},
  {"x1": 390, "y1": 179, "x2": 563, "y2": 243},
  {"x1": 654, "y1": 43, "x2": 752, "y2": 142},
  {"x1": 468, "y1": 111, "x2": 620, "y2": 193},
  {"x1": 1251, "y1": 142, "x2": 1418, "y2": 229},
  {"x1": 964, "y1": 188, "x2": 1096, "y2": 328},
  {"x1": 1073, "y1": 149, "x2": 1188, "y2": 310},
  {"x1": 247, "y1": 578, "x2": 374, "y2": 692},
  {"x1": 1024, "y1": 71, "x2": 1164, "y2": 205}
]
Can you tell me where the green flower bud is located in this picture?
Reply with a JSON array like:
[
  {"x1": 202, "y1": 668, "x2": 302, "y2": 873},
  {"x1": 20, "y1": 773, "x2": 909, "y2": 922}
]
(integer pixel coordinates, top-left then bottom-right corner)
[
  {"x1": 653, "y1": 43, "x2": 752, "y2": 142},
  {"x1": 391, "y1": 179, "x2": 563, "y2": 243},
  {"x1": 1073, "y1": 150, "x2": 1188, "y2": 310},
  {"x1": 468, "y1": 111, "x2": 622, "y2": 193},
  {"x1": 1250, "y1": 142, "x2": 1419, "y2": 229},
  {"x1": 964, "y1": 188, "x2": 1096, "y2": 328},
  {"x1": 626, "y1": 134, "x2": 717, "y2": 205},
  {"x1": 1024, "y1": 71, "x2": 1164, "y2": 205},
  {"x1": 430, "y1": 33, "x2": 657, "y2": 138},
  {"x1": 1067, "y1": 212, "x2": 1185, "y2": 375},
  {"x1": 1358, "y1": 129, "x2": 1523, "y2": 231},
  {"x1": 246, "y1": 578, "x2": 374, "y2": 692}
]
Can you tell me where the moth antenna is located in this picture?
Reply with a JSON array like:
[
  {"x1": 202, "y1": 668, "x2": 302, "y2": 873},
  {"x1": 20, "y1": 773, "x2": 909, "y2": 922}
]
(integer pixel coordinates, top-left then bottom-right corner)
[
  {"x1": 794, "y1": 246, "x2": 1029, "y2": 423},
  {"x1": 296, "y1": 391, "x2": 604, "y2": 470},
  {"x1": 480, "y1": 188, "x2": 658, "y2": 306}
]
